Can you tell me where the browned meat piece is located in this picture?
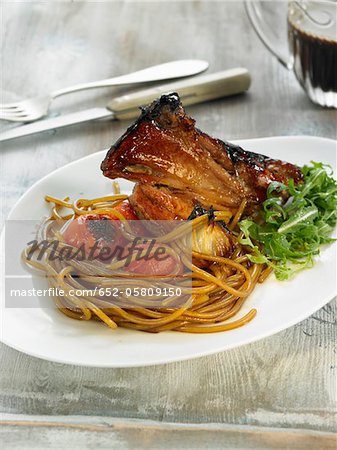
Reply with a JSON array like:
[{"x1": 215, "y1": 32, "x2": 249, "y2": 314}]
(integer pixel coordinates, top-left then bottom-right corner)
[
  {"x1": 130, "y1": 184, "x2": 196, "y2": 220},
  {"x1": 101, "y1": 94, "x2": 303, "y2": 220}
]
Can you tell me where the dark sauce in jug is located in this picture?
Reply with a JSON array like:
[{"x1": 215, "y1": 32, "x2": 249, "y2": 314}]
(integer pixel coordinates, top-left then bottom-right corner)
[{"x1": 288, "y1": 18, "x2": 337, "y2": 94}]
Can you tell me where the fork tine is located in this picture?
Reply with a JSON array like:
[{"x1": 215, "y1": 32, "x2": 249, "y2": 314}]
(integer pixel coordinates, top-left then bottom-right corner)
[
  {"x1": 0, "y1": 105, "x2": 25, "y2": 112},
  {"x1": 0, "y1": 101, "x2": 26, "y2": 109},
  {"x1": 0, "y1": 112, "x2": 30, "y2": 120},
  {"x1": 0, "y1": 109, "x2": 26, "y2": 115},
  {"x1": 1, "y1": 94, "x2": 50, "y2": 122},
  {"x1": 0, "y1": 105, "x2": 18, "y2": 109},
  {"x1": 0, "y1": 104, "x2": 21, "y2": 110},
  {"x1": 0, "y1": 109, "x2": 28, "y2": 117}
]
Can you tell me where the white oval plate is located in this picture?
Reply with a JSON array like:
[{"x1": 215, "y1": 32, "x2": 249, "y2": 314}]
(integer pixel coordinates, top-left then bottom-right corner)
[{"x1": 1, "y1": 136, "x2": 336, "y2": 367}]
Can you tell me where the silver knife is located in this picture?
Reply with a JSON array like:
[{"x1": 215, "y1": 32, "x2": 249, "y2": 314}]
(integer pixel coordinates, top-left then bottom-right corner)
[{"x1": 0, "y1": 69, "x2": 251, "y2": 143}]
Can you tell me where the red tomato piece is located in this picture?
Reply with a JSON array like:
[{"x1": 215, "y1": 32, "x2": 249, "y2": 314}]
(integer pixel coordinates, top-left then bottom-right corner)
[
  {"x1": 126, "y1": 243, "x2": 181, "y2": 276},
  {"x1": 62, "y1": 200, "x2": 139, "y2": 261},
  {"x1": 63, "y1": 214, "x2": 119, "y2": 257}
]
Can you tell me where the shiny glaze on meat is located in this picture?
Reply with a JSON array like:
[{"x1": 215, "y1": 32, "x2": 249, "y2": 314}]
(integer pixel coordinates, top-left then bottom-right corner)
[{"x1": 101, "y1": 94, "x2": 303, "y2": 220}]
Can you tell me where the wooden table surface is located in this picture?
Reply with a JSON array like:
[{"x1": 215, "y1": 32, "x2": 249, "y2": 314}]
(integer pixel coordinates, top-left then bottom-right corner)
[{"x1": 1, "y1": 2, "x2": 336, "y2": 449}]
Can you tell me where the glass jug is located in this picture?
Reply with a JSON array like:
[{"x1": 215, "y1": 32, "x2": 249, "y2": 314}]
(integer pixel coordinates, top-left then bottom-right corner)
[{"x1": 246, "y1": 1, "x2": 337, "y2": 108}]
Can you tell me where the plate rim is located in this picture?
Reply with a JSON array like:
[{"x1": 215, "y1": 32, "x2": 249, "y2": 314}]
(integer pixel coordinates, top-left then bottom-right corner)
[{"x1": 1, "y1": 135, "x2": 336, "y2": 367}]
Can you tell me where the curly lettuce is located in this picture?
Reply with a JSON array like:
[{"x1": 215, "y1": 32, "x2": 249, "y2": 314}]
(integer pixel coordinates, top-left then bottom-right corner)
[{"x1": 239, "y1": 162, "x2": 337, "y2": 280}]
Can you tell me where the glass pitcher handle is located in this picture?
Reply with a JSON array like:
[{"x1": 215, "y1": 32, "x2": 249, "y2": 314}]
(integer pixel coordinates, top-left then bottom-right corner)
[{"x1": 245, "y1": 1, "x2": 293, "y2": 70}]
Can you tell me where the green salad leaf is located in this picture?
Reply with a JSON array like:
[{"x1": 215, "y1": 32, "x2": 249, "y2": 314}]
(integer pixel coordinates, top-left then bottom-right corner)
[{"x1": 238, "y1": 162, "x2": 337, "y2": 280}]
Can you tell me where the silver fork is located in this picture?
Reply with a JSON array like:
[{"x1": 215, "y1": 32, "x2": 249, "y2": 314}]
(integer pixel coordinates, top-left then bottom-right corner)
[{"x1": 0, "y1": 60, "x2": 208, "y2": 122}]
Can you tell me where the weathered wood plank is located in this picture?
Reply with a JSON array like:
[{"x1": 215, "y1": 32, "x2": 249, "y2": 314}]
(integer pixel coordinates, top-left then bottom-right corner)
[
  {"x1": 0, "y1": 298, "x2": 336, "y2": 431},
  {"x1": 1, "y1": 415, "x2": 337, "y2": 450}
]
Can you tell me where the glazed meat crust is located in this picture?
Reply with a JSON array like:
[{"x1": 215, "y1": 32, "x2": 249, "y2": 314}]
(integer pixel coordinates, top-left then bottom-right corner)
[
  {"x1": 130, "y1": 184, "x2": 197, "y2": 221},
  {"x1": 101, "y1": 94, "x2": 303, "y2": 220}
]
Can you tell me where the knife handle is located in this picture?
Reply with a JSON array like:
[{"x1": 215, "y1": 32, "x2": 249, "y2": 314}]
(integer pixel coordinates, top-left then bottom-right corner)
[{"x1": 107, "y1": 68, "x2": 251, "y2": 120}]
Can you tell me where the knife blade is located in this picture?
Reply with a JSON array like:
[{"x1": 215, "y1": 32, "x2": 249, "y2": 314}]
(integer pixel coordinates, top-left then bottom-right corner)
[
  {"x1": 0, "y1": 108, "x2": 114, "y2": 142},
  {"x1": 0, "y1": 68, "x2": 251, "y2": 143}
]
